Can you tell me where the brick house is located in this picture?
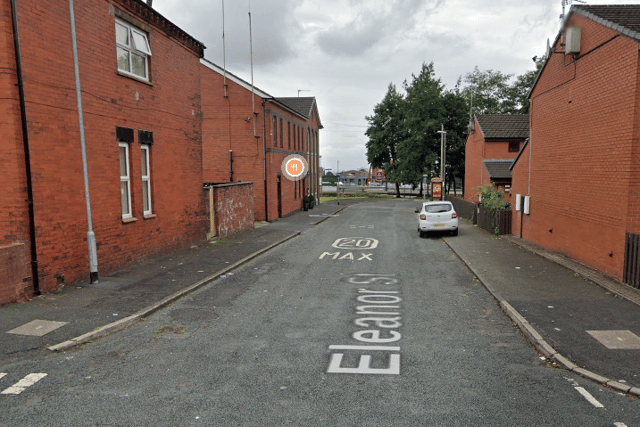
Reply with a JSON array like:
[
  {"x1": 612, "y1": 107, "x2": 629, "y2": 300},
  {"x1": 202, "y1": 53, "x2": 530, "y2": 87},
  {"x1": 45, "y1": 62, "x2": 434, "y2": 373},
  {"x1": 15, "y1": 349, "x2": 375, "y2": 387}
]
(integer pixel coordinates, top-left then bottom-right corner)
[
  {"x1": 1, "y1": 0, "x2": 207, "y2": 304},
  {"x1": 511, "y1": 4, "x2": 640, "y2": 282},
  {"x1": 200, "y1": 59, "x2": 322, "y2": 221},
  {"x1": 464, "y1": 114, "x2": 528, "y2": 201}
]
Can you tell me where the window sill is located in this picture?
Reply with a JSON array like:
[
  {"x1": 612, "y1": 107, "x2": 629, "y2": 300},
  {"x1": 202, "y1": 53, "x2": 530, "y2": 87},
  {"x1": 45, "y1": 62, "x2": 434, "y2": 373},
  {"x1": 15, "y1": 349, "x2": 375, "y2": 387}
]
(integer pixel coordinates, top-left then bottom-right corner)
[
  {"x1": 143, "y1": 214, "x2": 156, "y2": 220},
  {"x1": 117, "y1": 70, "x2": 153, "y2": 86},
  {"x1": 122, "y1": 217, "x2": 138, "y2": 224}
]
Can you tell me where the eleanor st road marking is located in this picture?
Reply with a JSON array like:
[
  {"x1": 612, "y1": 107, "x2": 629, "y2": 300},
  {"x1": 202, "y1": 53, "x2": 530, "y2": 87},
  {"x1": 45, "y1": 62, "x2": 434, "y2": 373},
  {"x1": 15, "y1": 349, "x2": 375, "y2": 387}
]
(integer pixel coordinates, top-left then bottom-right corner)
[{"x1": 327, "y1": 274, "x2": 402, "y2": 375}]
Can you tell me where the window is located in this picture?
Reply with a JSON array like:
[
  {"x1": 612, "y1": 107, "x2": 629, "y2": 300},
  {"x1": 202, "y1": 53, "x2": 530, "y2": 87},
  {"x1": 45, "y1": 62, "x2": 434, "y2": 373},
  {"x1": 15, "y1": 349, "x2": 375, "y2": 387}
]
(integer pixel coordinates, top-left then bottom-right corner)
[
  {"x1": 141, "y1": 145, "x2": 152, "y2": 216},
  {"x1": 119, "y1": 142, "x2": 132, "y2": 219},
  {"x1": 279, "y1": 119, "x2": 283, "y2": 148},
  {"x1": 288, "y1": 122, "x2": 291, "y2": 149},
  {"x1": 273, "y1": 116, "x2": 277, "y2": 146},
  {"x1": 115, "y1": 19, "x2": 152, "y2": 81}
]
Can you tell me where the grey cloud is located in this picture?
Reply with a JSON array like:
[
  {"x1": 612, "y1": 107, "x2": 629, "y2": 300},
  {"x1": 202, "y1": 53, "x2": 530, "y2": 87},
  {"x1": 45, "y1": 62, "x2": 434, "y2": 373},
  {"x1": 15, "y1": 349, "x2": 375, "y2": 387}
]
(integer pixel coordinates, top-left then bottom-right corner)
[
  {"x1": 155, "y1": 0, "x2": 300, "y2": 69},
  {"x1": 315, "y1": 0, "x2": 445, "y2": 57}
]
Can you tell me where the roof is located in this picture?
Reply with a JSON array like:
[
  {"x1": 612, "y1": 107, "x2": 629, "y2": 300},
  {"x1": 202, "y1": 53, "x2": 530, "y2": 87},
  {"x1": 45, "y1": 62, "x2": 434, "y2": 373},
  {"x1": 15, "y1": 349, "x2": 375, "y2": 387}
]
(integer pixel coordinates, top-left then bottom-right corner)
[
  {"x1": 274, "y1": 97, "x2": 323, "y2": 129},
  {"x1": 573, "y1": 5, "x2": 640, "y2": 41},
  {"x1": 510, "y1": 138, "x2": 529, "y2": 171},
  {"x1": 483, "y1": 159, "x2": 514, "y2": 180},
  {"x1": 275, "y1": 98, "x2": 316, "y2": 117},
  {"x1": 124, "y1": 0, "x2": 205, "y2": 57},
  {"x1": 475, "y1": 114, "x2": 529, "y2": 139},
  {"x1": 199, "y1": 60, "x2": 322, "y2": 125}
]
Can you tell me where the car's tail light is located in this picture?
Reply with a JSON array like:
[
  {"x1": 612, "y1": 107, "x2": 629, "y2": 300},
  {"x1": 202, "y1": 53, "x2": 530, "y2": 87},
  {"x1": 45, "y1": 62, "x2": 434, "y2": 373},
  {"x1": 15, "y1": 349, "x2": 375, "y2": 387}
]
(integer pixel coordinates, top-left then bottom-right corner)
[
  {"x1": 419, "y1": 214, "x2": 426, "y2": 220},
  {"x1": 452, "y1": 212, "x2": 458, "y2": 219}
]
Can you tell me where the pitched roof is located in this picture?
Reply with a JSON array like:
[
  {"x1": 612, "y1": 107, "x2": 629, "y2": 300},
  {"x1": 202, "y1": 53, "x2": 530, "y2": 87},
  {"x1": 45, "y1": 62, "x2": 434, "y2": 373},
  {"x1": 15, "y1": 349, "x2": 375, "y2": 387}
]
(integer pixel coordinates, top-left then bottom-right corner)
[
  {"x1": 275, "y1": 97, "x2": 315, "y2": 117},
  {"x1": 483, "y1": 159, "x2": 513, "y2": 180},
  {"x1": 275, "y1": 97, "x2": 323, "y2": 129},
  {"x1": 573, "y1": 5, "x2": 640, "y2": 41},
  {"x1": 475, "y1": 114, "x2": 529, "y2": 139}
]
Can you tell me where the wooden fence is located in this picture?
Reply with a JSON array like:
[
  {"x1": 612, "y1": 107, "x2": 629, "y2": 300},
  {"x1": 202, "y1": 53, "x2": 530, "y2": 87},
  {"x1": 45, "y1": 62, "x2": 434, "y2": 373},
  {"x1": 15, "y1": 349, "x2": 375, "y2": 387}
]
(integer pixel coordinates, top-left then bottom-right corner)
[
  {"x1": 445, "y1": 196, "x2": 477, "y2": 223},
  {"x1": 477, "y1": 206, "x2": 512, "y2": 235}
]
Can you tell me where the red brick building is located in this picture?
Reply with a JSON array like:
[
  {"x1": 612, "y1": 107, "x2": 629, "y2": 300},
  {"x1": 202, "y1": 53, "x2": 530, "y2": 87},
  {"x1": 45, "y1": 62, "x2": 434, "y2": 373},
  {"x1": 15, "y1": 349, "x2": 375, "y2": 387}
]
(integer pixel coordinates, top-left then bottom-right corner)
[
  {"x1": 464, "y1": 114, "x2": 528, "y2": 201},
  {"x1": 1, "y1": 0, "x2": 208, "y2": 304},
  {"x1": 511, "y1": 5, "x2": 640, "y2": 282},
  {"x1": 1, "y1": 0, "x2": 322, "y2": 305},
  {"x1": 200, "y1": 60, "x2": 322, "y2": 221}
]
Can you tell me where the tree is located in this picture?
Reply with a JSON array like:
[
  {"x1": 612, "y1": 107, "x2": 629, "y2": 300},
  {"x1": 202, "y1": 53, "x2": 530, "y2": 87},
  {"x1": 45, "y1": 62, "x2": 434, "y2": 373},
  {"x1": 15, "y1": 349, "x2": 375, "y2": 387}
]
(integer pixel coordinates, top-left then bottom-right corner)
[
  {"x1": 503, "y1": 59, "x2": 544, "y2": 114},
  {"x1": 365, "y1": 83, "x2": 406, "y2": 197},
  {"x1": 399, "y1": 62, "x2": 445, "y2": 198},
  {"x1": 460, "y1": 61, "x2": 544, "y2": 115},
  {"x1": 441, "y1": 89, "x2": 469, "y2": 195},
  {"x1": 460, "y1": 66, "x2": 513, "y2": 115}
]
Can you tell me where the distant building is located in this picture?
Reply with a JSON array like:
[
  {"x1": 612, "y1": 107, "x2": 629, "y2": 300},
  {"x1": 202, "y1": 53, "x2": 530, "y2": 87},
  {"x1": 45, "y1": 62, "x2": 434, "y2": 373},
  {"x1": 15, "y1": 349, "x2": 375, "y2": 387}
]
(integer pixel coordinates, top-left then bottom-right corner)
[{"x1": 464, "y1": 114, "x2": 528, "y2": 201}]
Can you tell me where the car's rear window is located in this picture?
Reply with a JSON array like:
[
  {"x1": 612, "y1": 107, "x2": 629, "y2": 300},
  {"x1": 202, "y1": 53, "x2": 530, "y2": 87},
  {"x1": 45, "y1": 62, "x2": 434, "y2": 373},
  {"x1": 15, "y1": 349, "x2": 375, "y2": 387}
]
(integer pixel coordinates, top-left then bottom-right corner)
[{"x1": 425, "y1": 204, "x2": 452, "y2": 213}]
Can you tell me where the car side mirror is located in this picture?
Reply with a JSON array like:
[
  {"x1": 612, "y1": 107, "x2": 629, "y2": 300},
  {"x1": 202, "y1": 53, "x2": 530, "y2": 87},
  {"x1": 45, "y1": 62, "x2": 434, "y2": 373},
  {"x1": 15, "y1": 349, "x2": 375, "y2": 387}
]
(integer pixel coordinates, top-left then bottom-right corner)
[{"x1": 414, "y1": 207, "x2": 420, "y2": 213}]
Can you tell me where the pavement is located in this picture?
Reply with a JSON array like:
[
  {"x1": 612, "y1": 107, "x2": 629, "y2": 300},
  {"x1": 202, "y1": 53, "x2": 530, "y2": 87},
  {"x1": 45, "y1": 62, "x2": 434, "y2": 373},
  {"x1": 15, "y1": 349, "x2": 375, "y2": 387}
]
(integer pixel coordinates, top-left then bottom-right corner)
[{"x1": 2, "y1": 199, "x2": 640, "y2": 397}]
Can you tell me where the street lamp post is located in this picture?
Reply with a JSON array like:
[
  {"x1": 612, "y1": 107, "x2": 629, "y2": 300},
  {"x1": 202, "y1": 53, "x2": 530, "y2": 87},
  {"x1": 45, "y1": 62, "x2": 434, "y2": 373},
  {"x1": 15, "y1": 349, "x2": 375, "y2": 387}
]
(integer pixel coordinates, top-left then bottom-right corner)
[{"x1": 437, "y1": 126, "x2": 447, "y2": 201}]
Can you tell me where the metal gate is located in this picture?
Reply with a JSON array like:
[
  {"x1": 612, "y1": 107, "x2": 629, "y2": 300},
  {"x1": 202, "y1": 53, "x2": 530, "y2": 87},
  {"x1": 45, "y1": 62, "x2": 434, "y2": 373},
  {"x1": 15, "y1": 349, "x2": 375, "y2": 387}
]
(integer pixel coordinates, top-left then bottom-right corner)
[{"x1": 624, "y1": 232, "x2": 640, "y2": 289}]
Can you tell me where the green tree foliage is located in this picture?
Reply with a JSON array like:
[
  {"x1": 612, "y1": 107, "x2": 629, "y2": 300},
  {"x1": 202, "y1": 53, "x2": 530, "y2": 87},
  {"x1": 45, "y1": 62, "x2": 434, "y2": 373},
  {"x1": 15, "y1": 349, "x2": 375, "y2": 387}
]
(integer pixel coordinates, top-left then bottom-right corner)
[
  {"x1": 460, "y1": 61, "x2": 543, "y2": 115},
  {"x1": 365, "y1": 83, "x2": 406, "y2": 196},
  {"x1": 472, "y1": 183, "x2": 508, "y2": 210},
  {"x1": 399, "y1": 62, "x2": 445, "y2": 197},
  {"x1": 365, "y1": 63, "x2": 469, "y2": 198},
  {"x1": 441, "y1": 89, "x2": 469, "y2": 194},
  {"x1": 460, "y1": 66, "x2": 513, "y2": 115},
  {"x1": 364, "y1": 61, "x2": 541, "y2": 198}
]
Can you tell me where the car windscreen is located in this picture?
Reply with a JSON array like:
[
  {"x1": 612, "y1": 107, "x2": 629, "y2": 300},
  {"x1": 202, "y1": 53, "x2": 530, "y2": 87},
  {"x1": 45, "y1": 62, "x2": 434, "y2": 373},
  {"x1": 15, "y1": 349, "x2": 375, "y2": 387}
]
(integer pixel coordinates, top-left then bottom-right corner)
[{"x1": 425, "y1": 204, "x2": 452, "y2": 213}]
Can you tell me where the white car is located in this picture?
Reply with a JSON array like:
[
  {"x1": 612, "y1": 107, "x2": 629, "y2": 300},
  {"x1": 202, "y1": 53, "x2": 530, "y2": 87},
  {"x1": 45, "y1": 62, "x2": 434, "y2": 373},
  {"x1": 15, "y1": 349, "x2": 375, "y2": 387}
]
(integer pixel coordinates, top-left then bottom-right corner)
[{"x1": 417, "y1": 201, "x2": 458, "y2": 237}]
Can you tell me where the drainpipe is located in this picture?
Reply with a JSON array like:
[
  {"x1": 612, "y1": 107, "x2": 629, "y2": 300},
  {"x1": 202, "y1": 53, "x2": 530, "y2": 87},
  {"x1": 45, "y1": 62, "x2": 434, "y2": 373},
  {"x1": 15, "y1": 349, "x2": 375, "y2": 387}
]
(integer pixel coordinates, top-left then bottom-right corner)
[
  {"x1": 10, "y1": 0, "x2": 40, "y2": 294},
  {"x1": 69, "y1": 0, "x2": 98, "y2": 282},
  {"x1": 262, "y1": 101, "x2": 268, "y2": 221}
]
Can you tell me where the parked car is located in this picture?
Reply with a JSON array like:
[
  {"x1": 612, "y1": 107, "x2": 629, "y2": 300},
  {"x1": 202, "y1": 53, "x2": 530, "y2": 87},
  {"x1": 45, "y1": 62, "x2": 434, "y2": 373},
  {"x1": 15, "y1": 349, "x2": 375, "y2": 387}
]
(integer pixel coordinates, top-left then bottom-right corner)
[{"x1": 417, "y1": 201, "x2": 458, "y2": 237}]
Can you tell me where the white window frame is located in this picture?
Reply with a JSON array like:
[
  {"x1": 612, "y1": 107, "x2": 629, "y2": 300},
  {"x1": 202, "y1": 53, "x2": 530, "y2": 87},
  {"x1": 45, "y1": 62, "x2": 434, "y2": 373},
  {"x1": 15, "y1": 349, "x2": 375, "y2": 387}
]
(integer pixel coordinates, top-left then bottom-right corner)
[
  {"x1": 119, "y1": 142, "x2": 133, "y2": 219},
  {"x1": 115, "y1": 19, "x2": 152, "y2": 81},
  {"x1": 141, "y1": 144, "x2": 152, "y2": 216}
]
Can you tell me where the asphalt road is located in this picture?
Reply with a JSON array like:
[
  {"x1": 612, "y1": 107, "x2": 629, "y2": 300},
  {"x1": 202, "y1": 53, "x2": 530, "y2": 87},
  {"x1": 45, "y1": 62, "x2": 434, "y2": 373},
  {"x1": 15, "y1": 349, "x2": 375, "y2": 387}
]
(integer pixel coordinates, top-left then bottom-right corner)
[{"x1": 1, "y1": 199, "x2": 639, "y2": 426}]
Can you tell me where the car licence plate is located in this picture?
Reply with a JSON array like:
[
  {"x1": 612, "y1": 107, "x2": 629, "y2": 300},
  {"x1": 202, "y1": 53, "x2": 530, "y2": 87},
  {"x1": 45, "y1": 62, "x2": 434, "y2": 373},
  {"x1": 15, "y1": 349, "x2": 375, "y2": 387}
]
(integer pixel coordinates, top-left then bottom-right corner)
[{"x1": 432, "y1": 224, "x2": 445, "y2": 228}]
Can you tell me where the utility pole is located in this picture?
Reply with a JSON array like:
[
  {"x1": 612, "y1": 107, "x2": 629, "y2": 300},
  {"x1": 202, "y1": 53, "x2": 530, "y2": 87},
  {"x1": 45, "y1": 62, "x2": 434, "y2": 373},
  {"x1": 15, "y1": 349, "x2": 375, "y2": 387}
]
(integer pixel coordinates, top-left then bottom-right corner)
[{"x1": 437, "y1": 125, "x2": 447, "y2": 201}]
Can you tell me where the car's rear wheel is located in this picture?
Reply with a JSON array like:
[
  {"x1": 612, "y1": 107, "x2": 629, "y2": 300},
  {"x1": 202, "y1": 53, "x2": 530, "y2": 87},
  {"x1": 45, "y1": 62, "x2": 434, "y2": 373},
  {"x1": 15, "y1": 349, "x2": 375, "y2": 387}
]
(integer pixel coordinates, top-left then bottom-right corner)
[
  {"x1": 419, "y1": 230, "x2": 426, "y2": 238},
  {"x1": 451, "y1": 229, "x2": 458, "y2": 236}
]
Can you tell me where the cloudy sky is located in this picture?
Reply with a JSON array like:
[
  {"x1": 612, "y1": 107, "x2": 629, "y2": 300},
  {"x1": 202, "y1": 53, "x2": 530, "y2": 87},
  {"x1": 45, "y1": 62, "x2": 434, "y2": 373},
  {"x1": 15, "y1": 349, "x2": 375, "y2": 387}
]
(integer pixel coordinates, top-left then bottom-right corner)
[{"x1": 153, "y1": 0, "x2": 639, "y2": 173}]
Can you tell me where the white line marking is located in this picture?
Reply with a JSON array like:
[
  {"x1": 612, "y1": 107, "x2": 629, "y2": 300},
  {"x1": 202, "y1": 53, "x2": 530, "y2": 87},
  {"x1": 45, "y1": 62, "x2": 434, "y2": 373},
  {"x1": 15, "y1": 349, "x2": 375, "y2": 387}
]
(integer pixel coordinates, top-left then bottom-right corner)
[
  {"x1": 1, "y1": 373, "x2": 47, "y2": 395},
  {"x1": 329, "y1": 345, "x2": 401, "y2": 351},
  {"x1": 614, "y1": 422, "x2": 628, "y2": 427},
  {"x1": 0, "y1": 373, "x2": 6, "y2": 380},
  {"x1": 575, "y1": 386, "x2": 604, "y2": 408}
]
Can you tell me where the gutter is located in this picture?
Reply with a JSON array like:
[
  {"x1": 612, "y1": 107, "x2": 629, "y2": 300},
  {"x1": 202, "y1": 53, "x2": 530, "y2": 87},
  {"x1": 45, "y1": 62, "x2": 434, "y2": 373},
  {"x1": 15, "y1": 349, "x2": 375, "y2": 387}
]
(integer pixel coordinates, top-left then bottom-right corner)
[{"x1": 10, "y1": 0, "x2": 40, "y2": 294}]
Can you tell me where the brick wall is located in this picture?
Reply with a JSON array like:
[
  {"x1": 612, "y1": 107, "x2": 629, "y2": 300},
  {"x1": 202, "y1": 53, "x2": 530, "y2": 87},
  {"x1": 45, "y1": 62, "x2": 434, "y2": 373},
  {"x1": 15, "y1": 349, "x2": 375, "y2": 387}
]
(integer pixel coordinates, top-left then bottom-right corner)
[
  {"x1": 207, "y1": 183, "x2": 254, "y2": 238},
  {"x1": 1, "y1": 0, "x2": 35, "y2": 304},
  {"x1": 2, "y1": 0, "x2": 207, "y2": 301},
  {"x1": 200, "y1": 61, "x2": 312, "y2": 221},
  {"x1": 518, "y1": 12, "x2": 640, "y2": 280},
  {"x1": 510, "y1": 140, "x2": 530, "y2": 239},
  {"x1": 464, "y1": 119, "x2": 520, "y2": 201},
  {"x1": 0, "y1": 243, "x2": 32, "y2": 304}
]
